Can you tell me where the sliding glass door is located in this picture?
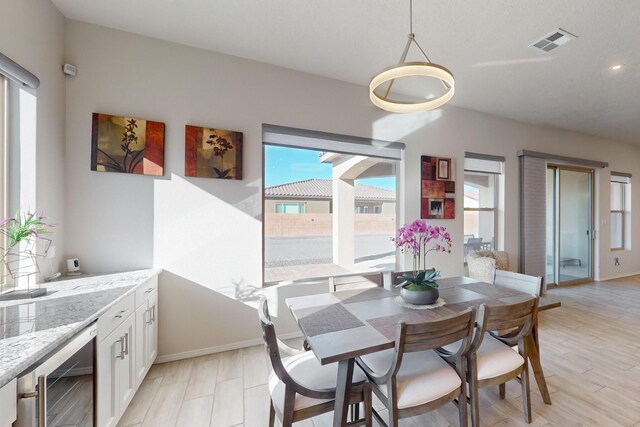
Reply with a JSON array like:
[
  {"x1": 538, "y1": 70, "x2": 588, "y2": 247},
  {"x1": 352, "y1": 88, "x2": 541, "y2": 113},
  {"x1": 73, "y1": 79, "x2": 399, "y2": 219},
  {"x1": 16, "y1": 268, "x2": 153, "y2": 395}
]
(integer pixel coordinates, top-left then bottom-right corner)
[{"x1": 546, "y1": 166, "x2": 594, "y2": 285}]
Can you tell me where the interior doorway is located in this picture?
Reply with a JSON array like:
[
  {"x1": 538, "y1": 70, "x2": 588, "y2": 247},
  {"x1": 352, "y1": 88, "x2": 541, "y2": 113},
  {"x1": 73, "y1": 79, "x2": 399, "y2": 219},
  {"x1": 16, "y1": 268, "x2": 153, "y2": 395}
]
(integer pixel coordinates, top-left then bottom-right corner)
[{"x1": 546, "y1": 165, "x2": 594, "y2": 286}]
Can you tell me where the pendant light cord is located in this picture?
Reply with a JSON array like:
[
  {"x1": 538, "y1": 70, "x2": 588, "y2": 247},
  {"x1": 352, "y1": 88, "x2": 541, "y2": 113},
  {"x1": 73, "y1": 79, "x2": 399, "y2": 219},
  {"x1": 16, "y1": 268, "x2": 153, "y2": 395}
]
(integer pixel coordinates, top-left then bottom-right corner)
[
  {"x1": 410, "y1": 0, "x2": 413, "y2": 34},
  {"x1": 384, "y1": 0, "x2": 450, "y2": 99}
]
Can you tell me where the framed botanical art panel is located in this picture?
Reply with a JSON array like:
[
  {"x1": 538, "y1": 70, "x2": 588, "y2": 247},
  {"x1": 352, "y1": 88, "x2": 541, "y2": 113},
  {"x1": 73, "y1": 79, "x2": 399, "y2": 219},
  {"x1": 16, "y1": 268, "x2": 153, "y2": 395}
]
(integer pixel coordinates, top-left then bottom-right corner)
[
  {"x1": 185, "y1": 125, "x2": 243, "y2": 179},
  {"x1": 91, "y1": 113, "x2": 165, "y2": 176},
  {"x1": 421, "y1": 156, "x2": 455, "y2": 219}
]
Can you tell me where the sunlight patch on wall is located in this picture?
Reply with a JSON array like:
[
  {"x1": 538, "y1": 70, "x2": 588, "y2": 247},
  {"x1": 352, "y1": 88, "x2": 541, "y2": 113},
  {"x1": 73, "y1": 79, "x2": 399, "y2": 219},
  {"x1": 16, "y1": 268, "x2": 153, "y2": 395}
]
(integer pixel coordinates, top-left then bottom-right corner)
[{"x1": 154, "y1": 174, "x2": 262, "y2": 301}]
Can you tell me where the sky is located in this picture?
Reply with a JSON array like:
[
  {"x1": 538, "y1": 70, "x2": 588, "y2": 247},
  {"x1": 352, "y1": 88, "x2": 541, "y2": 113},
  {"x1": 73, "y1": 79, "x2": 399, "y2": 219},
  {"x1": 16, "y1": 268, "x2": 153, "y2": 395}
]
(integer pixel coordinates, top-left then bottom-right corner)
[{"x1": 264, "y1": 145, "x2": 396, "y2": 191}]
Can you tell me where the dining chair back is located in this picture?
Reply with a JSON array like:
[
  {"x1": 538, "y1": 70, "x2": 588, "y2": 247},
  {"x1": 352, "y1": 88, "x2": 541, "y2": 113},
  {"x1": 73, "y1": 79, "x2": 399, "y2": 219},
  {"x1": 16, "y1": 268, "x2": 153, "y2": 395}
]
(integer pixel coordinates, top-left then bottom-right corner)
[
  {"x1": 258, "y1": 298, "x2": 372, "y2": 427},
  {"x1": 390, "y1": 269, "x2": 435, "y2": 288},
  {"x1": 260, "y1": 297, "x2": 306, "y2": 358},
  {"x1": 356, "y1": 309, "x2": 476, "y2": 427},
  {"x1": 466, "y1": 296, "x2": 539, "y2": 426},
  {"x1": 329, "y1": 272, "x2": 384, "y2": 292},
  {"x1": 493, "y1": 270, "x2": 543, "y2": 296}
]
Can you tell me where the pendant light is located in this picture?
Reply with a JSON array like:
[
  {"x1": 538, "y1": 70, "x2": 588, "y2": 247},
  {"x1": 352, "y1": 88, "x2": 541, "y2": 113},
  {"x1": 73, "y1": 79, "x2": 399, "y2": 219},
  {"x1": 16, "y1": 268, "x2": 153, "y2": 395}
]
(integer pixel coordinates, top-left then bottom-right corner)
[{"x1": 369, "y1": 0, "x2": 455, "y2": 113}]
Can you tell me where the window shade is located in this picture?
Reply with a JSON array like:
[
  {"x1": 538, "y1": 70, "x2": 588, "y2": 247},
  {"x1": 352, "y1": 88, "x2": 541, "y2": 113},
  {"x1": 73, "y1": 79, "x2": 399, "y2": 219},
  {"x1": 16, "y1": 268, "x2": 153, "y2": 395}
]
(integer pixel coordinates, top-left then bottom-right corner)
[
  {"x1": 263, "y1": 124, "x2": 404, "y2": 160},
  {"x1": 464, "y1": 153, "x2": 504, "y2": 174},
  {"x1": 519, "y1": 155, "x2": 547, "y2": 277},
  {"x1": 611, "y1": 172, "x2": 631, "y2": 184},
  {"x1": 0, "y1": 52, "x2": 39, "y2": 89}
]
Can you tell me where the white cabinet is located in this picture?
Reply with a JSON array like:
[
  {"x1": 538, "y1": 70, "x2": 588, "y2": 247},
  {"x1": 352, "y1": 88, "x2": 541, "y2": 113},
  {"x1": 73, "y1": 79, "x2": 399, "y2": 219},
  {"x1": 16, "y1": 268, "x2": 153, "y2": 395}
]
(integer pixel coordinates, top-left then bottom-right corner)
[
  {"x1": 97, "y1": 314, "x2": 135, "y2": 427},
  {"x1": 0, "y1": 378, "x2": 16, "y2": 427},
  {"x1": 97, "y1": 276, "x2": 158, "y2": 427},
  {"x1": 134, "y1": 290, "x2": 158, "y2": 387}
]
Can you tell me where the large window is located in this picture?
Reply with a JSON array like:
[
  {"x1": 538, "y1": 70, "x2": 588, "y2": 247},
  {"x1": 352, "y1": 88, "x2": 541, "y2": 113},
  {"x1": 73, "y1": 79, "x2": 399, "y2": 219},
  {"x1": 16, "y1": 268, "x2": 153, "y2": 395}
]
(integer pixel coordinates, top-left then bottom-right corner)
[
  {"x1": 0, "y1": 58, "x2": 39, "y2": 292},
  {"x1": 463, "y1": 153, "x2": 504, "y2": 261},
  {"x1": 611, "y1": 173, "x2": 631, "y2": 250},
  {"x1": 0, "y1": 77, "x2": 6, "y2": 290},
  {"x1": 263, "y1": 125, "x2": 402, "y2": 284}
]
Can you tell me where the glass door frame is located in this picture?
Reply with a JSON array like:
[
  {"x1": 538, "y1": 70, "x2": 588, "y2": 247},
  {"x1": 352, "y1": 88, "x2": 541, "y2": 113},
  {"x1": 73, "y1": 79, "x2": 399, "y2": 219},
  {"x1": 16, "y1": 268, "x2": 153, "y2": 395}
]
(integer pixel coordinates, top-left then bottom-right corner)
[{"x1": 547, "y1": 164, "x2": 595, "y2": 286}]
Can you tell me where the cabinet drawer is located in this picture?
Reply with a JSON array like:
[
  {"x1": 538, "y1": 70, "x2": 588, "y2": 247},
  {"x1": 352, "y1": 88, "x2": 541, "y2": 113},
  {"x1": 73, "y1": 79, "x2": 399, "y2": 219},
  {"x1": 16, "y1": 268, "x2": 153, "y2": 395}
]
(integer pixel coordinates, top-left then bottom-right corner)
[
  {"x1": 98, "y1": 293, "x2": 135, "y2": 342},
  {"x1": 0, "y1": 378, "x2": 16, "y2": 427},
  {"x1": 135, "y1": 276, "x2": 158, "y2": 308}
]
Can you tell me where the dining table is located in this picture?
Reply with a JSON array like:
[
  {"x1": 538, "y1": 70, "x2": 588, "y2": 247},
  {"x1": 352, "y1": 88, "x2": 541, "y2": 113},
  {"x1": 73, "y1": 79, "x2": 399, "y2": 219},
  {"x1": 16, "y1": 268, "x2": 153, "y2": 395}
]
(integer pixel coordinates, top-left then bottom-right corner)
[{"x1": 286, "y1": 276, "x2": 561, "y2": 427}]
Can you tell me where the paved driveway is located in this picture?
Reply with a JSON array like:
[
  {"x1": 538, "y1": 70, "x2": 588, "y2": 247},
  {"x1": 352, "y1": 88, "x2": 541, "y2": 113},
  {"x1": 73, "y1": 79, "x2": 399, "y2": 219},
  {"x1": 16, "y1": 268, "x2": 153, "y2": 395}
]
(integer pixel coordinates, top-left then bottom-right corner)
[{"x1": 264, "y1": 234, "x2": 395, "y2": 267}]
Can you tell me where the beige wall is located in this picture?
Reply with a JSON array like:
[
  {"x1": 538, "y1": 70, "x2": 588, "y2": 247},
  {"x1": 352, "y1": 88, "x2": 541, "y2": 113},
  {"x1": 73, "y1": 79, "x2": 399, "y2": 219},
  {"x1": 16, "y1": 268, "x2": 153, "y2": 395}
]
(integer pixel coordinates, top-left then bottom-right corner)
[
  {"x1": 264, "y1": 199, "x2": 395, "y2": 214},
  {"x1": 264, "y1": 213, "x2": 395, "y2": 237},
  {"x1": 0, "y1": 0, "x2": 66, "y2": 275},
  {"x1": 63, "y1": 20, "x2": 640, "y2": 359}
]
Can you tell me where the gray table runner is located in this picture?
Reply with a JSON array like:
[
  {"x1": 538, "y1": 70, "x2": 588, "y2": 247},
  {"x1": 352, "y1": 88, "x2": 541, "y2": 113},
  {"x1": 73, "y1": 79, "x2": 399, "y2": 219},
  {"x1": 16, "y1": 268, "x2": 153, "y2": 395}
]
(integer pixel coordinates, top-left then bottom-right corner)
[{"x1": 296, "y1": 303, "x2": 365, "y2": 337}]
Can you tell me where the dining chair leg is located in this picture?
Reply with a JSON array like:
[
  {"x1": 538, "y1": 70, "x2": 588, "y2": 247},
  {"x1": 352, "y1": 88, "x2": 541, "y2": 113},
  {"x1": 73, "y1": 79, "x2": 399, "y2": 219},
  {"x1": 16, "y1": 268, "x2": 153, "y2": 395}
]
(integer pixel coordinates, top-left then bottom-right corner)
[
  {"x1": 268, "y1": 400, "x2": 276, "y2": 427},
  {"x1": 525, "y1": 332, "x2": 552, "y2": 405},
  {"x1": 520, "y1": 343, "x2": 532, "y2": 423},
  {"x1": 457, "y1": 359, "x2": 468, "y2": 427},
  {"x1": 457, "y1": 390, "x2": 468, "y2": 427},
  {"x1": 499, "y1": 383, "x2": 506, "y2": 399},
  {"x1": 468, "y1": 359, "x2": 480, "y2": 427},
  {"x1": 281, "y1": 388, "x2": 296, "y2": 427},
  {"x1": 387, "y1": 382, "x2": 399, "y2": 427},
  {"x1": 364, "y1": 387, "x2": 373, "y2": 427}
]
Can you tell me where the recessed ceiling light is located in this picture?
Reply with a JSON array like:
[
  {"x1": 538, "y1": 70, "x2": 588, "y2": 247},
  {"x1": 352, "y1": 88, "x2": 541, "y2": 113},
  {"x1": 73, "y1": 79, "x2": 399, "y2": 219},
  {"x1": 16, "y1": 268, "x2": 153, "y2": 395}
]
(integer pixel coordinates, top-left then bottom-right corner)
[{"x1": 611, "y1": 64, "x2": 623, "y2": 71}]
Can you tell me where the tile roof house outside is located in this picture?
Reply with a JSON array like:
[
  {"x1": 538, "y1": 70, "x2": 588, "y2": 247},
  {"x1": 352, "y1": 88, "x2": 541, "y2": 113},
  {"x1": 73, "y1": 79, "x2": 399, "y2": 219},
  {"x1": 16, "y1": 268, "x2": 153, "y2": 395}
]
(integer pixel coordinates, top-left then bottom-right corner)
[{"x1": 264, "y1": 178, "x2": 396, "y2": 214}]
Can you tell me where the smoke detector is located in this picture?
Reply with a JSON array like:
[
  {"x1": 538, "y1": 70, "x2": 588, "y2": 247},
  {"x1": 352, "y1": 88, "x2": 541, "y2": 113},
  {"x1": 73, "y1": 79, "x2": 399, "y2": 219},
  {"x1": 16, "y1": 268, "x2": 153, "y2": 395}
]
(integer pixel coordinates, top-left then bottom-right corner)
[{"x1": 530, "y1": 29, "x2": 577, "y2": 53}]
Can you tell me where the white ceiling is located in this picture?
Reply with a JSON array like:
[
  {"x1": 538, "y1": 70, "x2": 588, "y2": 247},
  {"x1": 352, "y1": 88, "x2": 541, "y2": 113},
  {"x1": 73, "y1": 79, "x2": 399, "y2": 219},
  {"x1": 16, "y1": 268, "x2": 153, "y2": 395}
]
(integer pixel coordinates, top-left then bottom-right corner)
[{"x1": 52, "y1": 0, "x2": 640, "y2": 144}]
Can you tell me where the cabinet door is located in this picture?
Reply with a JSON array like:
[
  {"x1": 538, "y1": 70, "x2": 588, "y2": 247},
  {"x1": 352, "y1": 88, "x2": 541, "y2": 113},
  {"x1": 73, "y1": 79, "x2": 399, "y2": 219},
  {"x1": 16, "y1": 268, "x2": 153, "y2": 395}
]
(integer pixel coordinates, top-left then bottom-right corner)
[
  {"x1": 116, "y1": 315, "x2": 136, "y2": 413},
  {"x1": 134, "y1": 302, "x2": 148, "y2": 388},
  {"x1": 97, "y1": 329, "x2": 121, "y2": 427},
  {"x1": 146, "y1": 291, "x2": 158, "y2": 367},
  {"x1": 0, "y1": 378, "x2": 16, "y2": 427}
]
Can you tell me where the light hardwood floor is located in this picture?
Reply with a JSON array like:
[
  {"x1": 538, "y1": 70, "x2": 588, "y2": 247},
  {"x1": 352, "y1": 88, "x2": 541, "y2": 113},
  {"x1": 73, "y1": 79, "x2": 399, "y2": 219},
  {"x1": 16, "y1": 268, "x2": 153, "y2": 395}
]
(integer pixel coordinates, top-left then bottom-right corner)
[{"x1": 118, "y1": 276, "x2": 640, "y2": 426}]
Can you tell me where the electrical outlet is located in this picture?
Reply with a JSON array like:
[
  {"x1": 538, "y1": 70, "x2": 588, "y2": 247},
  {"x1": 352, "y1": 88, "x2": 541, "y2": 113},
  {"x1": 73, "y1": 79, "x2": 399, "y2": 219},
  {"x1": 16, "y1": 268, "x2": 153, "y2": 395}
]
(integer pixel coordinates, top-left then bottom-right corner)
[{"x1": 614, "y1": 257, "x2": 620, "y2": 266}]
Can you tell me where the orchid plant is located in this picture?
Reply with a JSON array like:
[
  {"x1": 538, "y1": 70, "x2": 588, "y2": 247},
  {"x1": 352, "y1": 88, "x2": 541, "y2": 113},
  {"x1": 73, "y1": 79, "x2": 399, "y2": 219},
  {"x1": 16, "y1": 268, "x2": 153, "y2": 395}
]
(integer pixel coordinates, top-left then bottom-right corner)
[
  {"x1": 392, "y1": 219, "x2": 452, "y2": 290},
  {"x1": 0, "y1": 211, "x2": 51, "y2": 259}
]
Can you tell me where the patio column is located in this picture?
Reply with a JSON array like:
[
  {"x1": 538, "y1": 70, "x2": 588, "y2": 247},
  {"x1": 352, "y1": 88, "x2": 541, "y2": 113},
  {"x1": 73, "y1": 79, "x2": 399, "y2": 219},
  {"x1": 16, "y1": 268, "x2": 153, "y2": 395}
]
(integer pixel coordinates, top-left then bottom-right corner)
[{"x1": 332, "y1": 160, "x2": 355, "y2": 266}]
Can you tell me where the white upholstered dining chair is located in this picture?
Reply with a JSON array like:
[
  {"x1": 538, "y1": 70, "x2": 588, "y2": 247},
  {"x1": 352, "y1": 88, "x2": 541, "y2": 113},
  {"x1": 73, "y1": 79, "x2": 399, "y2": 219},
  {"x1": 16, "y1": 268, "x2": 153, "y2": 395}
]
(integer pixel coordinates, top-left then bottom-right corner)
[
  {"x1": 493, "y1": 269, "x2": 544, "y2": 295},
  {"x1": 463, "y1": 296, "x2": 539, "y2": 426},
  {"x1": 356, "y1": 309, "x2": 476, "y2": 427},
  {"x1": 329, "y1": 272, "x2": 384, "y2": 292},
  {"x1": 258, "y1": 298, "x2": 372, "y2": 427}
]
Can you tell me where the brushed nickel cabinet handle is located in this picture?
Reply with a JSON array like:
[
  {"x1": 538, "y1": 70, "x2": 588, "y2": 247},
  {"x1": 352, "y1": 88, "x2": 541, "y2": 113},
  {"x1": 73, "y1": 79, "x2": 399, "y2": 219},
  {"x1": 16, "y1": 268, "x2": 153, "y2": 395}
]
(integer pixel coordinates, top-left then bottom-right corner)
[
  {"x1": 37, "y1": 375, "x2": 46, "y2": 427},
  {"x1": 123, "y1": 332, "x2": 129, "y2": 356},
  {"x1": 19, "y1": 375, "x2": 47, "y2": 426},
  {"x1": 115, "y1": 337, "x2": 125, "y2": 360}
]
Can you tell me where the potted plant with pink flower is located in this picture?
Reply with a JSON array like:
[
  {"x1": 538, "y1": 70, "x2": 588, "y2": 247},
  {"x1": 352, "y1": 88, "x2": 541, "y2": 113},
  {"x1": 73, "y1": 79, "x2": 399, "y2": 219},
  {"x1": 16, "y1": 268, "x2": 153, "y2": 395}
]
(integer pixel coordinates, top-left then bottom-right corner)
[{"x1": 393, "y1": 219, "x2": 452, "y2": 305}]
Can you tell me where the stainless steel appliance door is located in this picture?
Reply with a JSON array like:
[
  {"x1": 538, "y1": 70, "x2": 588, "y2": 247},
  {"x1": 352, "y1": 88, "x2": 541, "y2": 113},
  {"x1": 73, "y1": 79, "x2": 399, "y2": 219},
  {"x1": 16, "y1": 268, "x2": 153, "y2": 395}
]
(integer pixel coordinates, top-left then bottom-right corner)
[{"x1": 16, "y1": 323, "x2": 97, "y2": 427}]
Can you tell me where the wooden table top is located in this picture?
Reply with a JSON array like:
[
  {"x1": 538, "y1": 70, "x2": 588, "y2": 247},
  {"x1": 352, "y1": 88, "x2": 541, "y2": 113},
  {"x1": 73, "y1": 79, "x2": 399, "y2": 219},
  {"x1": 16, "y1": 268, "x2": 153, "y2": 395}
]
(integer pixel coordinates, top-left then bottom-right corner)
[{"x1": 286, "y1": 276, "x2": 561, "y2": 365}]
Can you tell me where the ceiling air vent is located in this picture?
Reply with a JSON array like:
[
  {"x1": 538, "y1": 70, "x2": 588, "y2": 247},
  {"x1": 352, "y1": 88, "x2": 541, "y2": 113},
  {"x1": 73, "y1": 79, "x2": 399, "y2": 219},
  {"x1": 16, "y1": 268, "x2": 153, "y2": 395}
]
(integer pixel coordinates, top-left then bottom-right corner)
[{"x1": 530, "y1": 29, "x2": 577, "y2": 53}]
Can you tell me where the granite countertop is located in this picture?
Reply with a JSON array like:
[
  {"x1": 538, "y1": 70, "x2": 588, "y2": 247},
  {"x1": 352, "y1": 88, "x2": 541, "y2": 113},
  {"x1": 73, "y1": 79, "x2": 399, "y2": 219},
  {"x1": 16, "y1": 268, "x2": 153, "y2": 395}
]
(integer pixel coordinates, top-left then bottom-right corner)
[{"x1": 0, "y1": 268, "x2": 161, "y2": 388}]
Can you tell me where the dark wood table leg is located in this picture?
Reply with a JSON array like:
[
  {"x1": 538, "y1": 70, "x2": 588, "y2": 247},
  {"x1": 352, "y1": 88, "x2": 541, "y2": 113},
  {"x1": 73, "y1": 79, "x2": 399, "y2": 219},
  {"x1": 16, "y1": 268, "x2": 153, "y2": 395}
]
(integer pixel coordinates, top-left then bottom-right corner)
[
  {"x1": 333, "y1": 358, "x2": 355, "y2": 427},
  {"x1": 526, "y1": 331, "x2": 552, "y2": 405}
]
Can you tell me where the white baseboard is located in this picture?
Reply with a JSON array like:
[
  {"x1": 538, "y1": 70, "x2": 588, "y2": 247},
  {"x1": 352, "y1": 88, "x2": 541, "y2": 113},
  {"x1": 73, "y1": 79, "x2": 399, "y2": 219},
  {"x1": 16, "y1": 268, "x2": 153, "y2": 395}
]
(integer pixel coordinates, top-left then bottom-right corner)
[
  {"x1": 155, "y1": 330, "x2": 304, "y2": 364},
  {"x1": 596, "y1": 271, "x2": 640, "y2": 282}
]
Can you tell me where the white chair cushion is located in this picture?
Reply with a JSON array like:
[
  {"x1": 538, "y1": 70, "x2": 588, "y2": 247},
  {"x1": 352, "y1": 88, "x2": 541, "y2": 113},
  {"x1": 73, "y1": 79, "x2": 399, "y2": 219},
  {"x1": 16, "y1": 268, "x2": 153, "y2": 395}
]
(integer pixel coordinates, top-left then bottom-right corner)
[
  {"x1": 268, "y1": 351, "x2": 368, "y2": 413},
  {"x1": 476, "y1": 333, "x2": 525, "y2": 381},
  {"x1": 359, "y1": 349, "x2": 461, "y2": 409}
]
